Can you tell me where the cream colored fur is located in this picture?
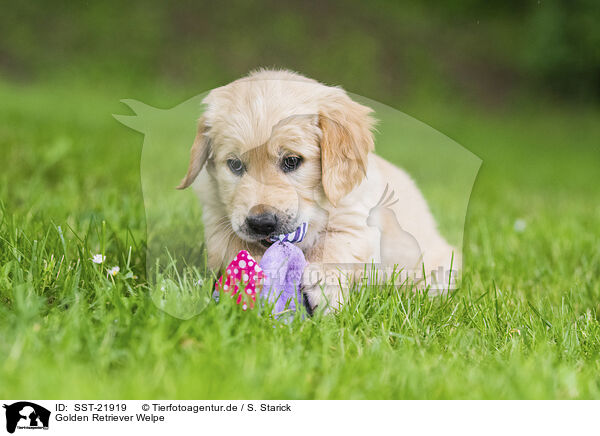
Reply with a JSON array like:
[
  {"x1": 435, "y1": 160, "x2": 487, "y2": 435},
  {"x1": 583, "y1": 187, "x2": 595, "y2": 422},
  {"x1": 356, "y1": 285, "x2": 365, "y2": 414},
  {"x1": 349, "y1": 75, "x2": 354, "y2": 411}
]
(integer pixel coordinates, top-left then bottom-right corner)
[{"x1": 178, "y1": 69, "x2": 457, "y2": 311}]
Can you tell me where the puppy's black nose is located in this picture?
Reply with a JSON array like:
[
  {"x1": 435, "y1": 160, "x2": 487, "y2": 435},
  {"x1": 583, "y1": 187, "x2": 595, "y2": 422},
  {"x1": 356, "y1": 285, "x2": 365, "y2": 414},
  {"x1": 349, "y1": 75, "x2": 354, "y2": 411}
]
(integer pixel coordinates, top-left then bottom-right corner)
[{"x1": 246, "y1": 213, "x2": 278, "y2": 236}]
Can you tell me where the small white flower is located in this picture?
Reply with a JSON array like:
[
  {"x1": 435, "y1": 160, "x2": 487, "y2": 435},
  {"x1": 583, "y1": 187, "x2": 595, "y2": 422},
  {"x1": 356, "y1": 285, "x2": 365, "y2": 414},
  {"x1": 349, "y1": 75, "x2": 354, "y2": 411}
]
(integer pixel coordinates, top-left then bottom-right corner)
[
  {"x1": 91, "y1": 254, "x2": 105, "y2": 264},
  {"x1": 195, "y1": 277, "x2": 204, "y2": 286},
  {"x1": 514, "y1": 219, "x2": 527, "y2": 233},
  {"x1": 108, "y1": 266, "x2": 120, "y2": 276}
]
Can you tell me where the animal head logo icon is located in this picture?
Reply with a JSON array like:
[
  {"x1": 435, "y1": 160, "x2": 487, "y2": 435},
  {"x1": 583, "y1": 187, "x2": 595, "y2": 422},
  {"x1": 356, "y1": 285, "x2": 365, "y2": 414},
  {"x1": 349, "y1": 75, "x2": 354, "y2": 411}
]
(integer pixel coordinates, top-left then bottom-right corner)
[
  {"x1": 114, "y1": 79, "x2": 481, "y2": 318},
  {"x1": 3, "y1": 402, "x2": 50, "y2": 434}
]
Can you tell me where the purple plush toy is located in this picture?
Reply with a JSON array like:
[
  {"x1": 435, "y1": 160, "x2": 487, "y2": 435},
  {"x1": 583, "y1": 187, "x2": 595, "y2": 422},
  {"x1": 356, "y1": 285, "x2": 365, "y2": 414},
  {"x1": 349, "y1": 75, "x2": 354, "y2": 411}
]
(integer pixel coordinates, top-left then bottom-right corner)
[{"x1": 259, "y1": 223, "x2": 308, "y2": 315}]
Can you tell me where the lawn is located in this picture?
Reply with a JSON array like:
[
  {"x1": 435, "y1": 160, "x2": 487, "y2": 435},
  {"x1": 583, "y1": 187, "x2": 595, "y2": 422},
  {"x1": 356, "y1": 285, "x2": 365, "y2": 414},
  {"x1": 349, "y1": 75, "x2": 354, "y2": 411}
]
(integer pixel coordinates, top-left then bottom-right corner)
[{"x1": 1, "y1": 78, "x2": 599, "y2": 399}]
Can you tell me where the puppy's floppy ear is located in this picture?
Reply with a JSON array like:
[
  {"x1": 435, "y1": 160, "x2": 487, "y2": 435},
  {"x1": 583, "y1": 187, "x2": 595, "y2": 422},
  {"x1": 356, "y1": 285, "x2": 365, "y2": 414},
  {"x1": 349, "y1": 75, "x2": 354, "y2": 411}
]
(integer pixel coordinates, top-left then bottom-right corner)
[
  {"x1": 177, "y1": 116, "x2": 211, "y2": 189},
  {"x1": 319, "y1": 96, "x2": 375, "y2": 205}
]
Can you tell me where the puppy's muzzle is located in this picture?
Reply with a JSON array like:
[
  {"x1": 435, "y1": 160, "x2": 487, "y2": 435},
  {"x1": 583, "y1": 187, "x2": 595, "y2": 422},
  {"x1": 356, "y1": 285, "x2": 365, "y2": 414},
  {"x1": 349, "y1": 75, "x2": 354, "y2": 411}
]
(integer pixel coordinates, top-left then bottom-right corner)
[{"x1": 246, "y1": 212, "x2": 278, "y2": 237}]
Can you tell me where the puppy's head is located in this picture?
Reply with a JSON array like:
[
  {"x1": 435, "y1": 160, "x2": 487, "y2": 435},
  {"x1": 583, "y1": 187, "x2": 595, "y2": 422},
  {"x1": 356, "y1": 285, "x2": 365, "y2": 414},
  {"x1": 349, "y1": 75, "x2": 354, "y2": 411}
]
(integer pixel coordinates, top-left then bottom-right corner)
[{"x1": 178, "y1": 70, "x2": 375, "y2": 244}]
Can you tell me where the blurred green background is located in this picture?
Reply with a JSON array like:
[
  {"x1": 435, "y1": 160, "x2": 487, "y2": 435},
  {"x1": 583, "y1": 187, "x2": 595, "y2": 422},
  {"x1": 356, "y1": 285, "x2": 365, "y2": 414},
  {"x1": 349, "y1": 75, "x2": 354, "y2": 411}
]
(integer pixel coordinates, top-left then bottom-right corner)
[
  {"x1": 2, "y1": 0, "x2": 598, "y2": 231},
  {"x1": 2, "y1": 0, "x2": 599, "y2": 105}
]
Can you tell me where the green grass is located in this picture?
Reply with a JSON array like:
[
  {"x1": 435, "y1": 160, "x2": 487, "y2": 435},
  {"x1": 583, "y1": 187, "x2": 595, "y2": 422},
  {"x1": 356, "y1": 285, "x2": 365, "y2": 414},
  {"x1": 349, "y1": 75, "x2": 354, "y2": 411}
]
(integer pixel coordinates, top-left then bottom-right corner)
[{"x1": 1, "y1": 79, "x2": 600, "y2": 399}]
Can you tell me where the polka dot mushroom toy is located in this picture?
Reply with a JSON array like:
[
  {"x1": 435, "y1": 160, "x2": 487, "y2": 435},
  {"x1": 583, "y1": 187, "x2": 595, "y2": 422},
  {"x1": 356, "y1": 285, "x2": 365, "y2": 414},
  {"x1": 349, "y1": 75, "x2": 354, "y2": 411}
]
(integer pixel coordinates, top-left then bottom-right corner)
[
  {"x1": 214, "y1": 250, "x2": 264, "y2": 311},
  {"x1": 214, "y1": 223, "x2": 308, "y2": 316}
]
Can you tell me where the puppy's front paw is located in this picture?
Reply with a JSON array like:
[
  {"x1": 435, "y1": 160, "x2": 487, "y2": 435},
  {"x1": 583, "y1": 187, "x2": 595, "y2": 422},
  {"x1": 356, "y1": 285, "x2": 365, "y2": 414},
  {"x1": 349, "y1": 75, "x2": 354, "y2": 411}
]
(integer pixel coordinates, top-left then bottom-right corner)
[{"x1": 302, "y1": 263, "x2": 349, "y2": 313}]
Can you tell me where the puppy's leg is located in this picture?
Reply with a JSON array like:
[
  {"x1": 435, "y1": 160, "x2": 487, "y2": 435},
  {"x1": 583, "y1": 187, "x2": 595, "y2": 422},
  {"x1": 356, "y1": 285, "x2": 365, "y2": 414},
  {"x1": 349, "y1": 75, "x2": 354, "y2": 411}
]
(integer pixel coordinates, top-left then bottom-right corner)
[
  {"x1": 302, "y1": 263, "x2": 356, "y2": 313},
  {"x1": 303, "y1": 228, "x2": 378, "y2": 312}
]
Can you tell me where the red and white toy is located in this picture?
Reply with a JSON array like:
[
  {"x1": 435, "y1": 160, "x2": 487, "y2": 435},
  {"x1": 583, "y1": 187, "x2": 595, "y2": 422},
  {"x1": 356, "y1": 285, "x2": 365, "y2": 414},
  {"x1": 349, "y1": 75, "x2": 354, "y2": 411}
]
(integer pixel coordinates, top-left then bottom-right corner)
[{"x1": 214, "y1": 250, "x2": 264, "y2": 311}]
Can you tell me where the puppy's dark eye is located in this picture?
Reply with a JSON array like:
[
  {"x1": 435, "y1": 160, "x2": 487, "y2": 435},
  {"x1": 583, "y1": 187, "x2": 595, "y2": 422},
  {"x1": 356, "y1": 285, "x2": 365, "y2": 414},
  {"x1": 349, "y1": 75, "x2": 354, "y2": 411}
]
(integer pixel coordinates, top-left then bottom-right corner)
[
  {"x1": 227, "y1": 158, "x2": 245, "y2": 175},
  {"x1": 281, "y1": 155, "x2": 302, "y2": 173}
]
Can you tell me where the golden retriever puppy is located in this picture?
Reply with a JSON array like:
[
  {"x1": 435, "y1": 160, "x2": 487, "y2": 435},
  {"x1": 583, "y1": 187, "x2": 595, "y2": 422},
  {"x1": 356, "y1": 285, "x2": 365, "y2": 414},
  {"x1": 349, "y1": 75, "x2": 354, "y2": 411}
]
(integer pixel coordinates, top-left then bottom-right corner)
[{"x1": 178, "y1": 69, "x2": 457, "y2": 311}]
